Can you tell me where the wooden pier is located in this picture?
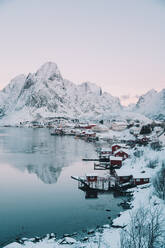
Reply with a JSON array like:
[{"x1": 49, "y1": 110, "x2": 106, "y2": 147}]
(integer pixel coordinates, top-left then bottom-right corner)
[
  {"x1": 94, "y1": 162, "x2": 111, "y2": 170},
  {"x1": 94, "y1": 162, "x2": 122, "y2": 170},
  {"x1": 82, "y1": 158, "x2": 99, "y2": 161},
  {"x1": 71, "y1": 175, "x2": 116, "y2": 191}
]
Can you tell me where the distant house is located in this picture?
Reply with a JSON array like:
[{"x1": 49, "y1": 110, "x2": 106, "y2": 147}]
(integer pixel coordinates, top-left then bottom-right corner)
[
  {"x1": 111, "y1": 121, "x2": 127, "y2": 131},
  {"x1": 114, "y1": 149, "x2": 129, "y2": 160},
  {"x1": 110, "y1": 156, "x2": 122, "y2": 168},
  {"x1": 92, "y1": 125, "x2": 109, "y2": 132},
  {"x1": 130, "y1": 170, "x2": 150, "y2": 185},
  {"x1": 84, "y1": 124, "x2": 96, "y2": 129},
  {"x1": 85, "y1": 131, "x2": 96, "y2": 138},
  {"x1": 132, "y1": 177, "x2": 150, "y2": 186},
  {"x1": 112, "y1": 144, "x2": 121, "y2": 154},
  {"x1": 115, "y1": 169, "x2": 133, "y2": 184},
  {"x1": 100, "y1": 148, "x2": 112, "y2": 155},
  {"x1": 75, "y1": 123, "x2": 96, "y2": 129},
  {"x1": 115, "y1": 169, "x2": 150, "y2": 186}
]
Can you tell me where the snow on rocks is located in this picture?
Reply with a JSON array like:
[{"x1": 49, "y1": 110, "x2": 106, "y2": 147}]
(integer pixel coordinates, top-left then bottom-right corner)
[{"x1": 59, "y1": 237, "x2": 76, "y2": 245}]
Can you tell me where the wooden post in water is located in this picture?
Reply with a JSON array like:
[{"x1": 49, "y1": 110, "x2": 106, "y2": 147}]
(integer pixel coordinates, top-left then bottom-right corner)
[{"x1": 102, "y1": 181, "x2": 104, "y2": 190}]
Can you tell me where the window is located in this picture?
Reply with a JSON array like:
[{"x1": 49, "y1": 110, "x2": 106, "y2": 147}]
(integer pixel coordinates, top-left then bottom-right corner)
[
  {"x1": 136, "y1": 179, "x2": 141, "y2": 182},
  {"x1": 90, "y1": 177, "x2": 95, "y2": 180}
]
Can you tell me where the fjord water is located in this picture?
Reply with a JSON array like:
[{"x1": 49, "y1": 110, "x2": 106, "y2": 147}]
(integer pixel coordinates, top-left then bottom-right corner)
[{"x1": 0, "y1": 128, "x2": 124, "y2": 244}]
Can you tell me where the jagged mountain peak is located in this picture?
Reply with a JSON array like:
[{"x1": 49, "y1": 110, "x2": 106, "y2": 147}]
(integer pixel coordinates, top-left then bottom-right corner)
[
  {"x1": 0, "y1": 62, "x2": 123, "y2": 123},
  {"x1": 21, "y1": 62, "x2": 63, "y2": 91},
  {"x1": 35, "y1": 61, "x2": 62, "y2": 81}
]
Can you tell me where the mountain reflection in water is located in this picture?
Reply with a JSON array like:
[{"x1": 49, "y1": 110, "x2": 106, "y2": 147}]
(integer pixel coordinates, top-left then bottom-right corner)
[
  {"x1": 0, "y1": 127, "x2": 95, "y2": 184},
  {"x1": 27, "y1": 164, "x2": 62, "y2": 184},
  {"x1": 0, "y1": 128, "x2": 127, "y2": 246}
]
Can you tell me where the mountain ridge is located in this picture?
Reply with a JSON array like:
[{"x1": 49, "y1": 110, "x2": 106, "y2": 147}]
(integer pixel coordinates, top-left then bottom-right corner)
[
  {"x1": 0, "y1": 62, "x2": 164, "y2": 124},
  {"x1": 133, "y1": 88, "x2": 165, "y2": 120}
]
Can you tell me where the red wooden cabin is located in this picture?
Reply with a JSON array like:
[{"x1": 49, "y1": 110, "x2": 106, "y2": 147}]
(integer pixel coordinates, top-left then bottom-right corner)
[
  {"x1": 85, "y1": 132, "x2": 96, "y2": 137},
  {"x1": 133, "y1": 177, "x2": 150, "y2": 185},
  {"x1": 110, "y1": 156, "x2": 122, "y2": 168},
  {"x1": 84, "y1": 124, "x2": 96, "y2": 129},
  {"x1": 114, "y1": 149, "x2": 129, "y2": 160},
  {"x1": 86, "y1": 174, "x2": 98, "y2": 182},
  {"x1": 112, "y1": 144, "x2": 121, "y2": 154}
]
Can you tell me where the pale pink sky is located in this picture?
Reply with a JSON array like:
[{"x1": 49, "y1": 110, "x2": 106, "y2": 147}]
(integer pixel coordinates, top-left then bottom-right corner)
[{"x1": 0, "y1": 0, "x2": 165, "y2": 105}]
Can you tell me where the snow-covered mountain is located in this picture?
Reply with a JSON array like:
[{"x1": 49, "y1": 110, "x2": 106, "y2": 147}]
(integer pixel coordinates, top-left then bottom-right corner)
[
  {"x1": 0, "y1": 74, "x2": 26, "y2": 117},
  {"x1": 134, "y1": 89, "x2": 165, "y2": 120},
  {"x1": 0, "y1": 62, "x2": 164, "y2": 124},
  {"x1": 0, "y1": 62, "x2": 122, "y2": 124}
]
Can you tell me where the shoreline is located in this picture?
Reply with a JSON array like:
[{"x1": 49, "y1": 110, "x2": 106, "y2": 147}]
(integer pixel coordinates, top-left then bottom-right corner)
[{"x1": 2, "y1": 126, "x2": 165, "y2": 248}]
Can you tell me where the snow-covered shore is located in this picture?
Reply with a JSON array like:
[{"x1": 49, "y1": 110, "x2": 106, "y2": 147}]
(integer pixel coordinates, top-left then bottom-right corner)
[{"x1": 4, "y1": 136, "x2": 165, "y2": 248}]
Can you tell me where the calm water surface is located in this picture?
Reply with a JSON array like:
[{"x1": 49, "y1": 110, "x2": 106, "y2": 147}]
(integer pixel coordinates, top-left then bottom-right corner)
[{"x1": 0, "y1": 128, "x2": 125, "y2": 244}]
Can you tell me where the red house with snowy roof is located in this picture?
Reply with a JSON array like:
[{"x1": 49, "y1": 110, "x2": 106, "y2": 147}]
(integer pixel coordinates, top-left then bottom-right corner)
[
  {"x1": 114, "y1": 149, "x2": 129, "y2": 160},
  {"x1": 86, "y1": 173, "x2": 98, "y2": 182},
  {"x1": 112, "y1": 144, "x2": 121, "y2": 154},
  {"x1": 115, "y1": 169, "x2": 133, "y2": 184},
  {"x1": 110, "y1": 156, "x2": 122, "y2": 168},
  {"x1": 115, "y1": 168, "x2": 150, "y2": 186},
  {"x1": 132, "y1": 177, "x2": 150, "y2": 185}
]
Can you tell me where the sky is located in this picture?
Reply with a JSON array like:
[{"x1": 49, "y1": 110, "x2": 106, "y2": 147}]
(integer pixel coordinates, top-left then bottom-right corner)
[{"x1": 0, "y1": 0, "x2": 165, "y2": 105}]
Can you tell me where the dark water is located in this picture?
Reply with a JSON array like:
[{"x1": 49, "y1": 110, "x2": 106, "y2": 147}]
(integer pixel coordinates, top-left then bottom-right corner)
[{"x1": 0, "y1": 128, "x2": 125, "y2": 244}]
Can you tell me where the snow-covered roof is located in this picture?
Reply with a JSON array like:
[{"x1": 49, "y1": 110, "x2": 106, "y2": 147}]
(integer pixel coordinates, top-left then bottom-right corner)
[
  {"x1": 116, "y1": 168, "x2": 132, "y2": 177},
  {"x1": 112, "y1": 144, "x2": 121, "y2": 147},
  {"x1": 86, "y1": 173, "x2": 98, "y2": 177},
  {"x1": 110, "y1": 156, "x2": 122, "y2": 161},
  {"x1": 116, "y1": 168, "x2": 150, "y2": 178},
  {"x1": 114, "y1": 148, "x2": 130, "y2": 155}
]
